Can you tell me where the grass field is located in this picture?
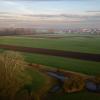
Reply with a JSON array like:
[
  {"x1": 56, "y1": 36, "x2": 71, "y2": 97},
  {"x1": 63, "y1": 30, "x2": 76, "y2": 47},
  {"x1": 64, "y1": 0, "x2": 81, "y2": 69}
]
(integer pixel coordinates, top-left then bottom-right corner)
[
  {"x1": 0, "y1": 36, "x2": 100, "y2": 100},
  {"x1": 0, "y1": 36, "x2": 100, "y2": 75},
  {"x1": 23, "y1": 53, "x2": 100, "y2": 75},
  {"x1": 0, "y1": 36, "x2": 100, "y2": 54}
]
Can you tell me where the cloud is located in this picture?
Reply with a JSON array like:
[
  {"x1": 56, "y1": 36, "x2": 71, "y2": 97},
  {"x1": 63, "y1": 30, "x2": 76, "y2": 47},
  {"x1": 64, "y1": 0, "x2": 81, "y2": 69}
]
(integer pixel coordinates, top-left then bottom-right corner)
[
  {"x1": 0, "y1": 11, "x2": 84, "y2": 21},
  {"x1": 87, "y1": 11, "x2": 100, "y2": 13},
  {"x1": 0, "y1": 0, "x2": 33, "y2": 14},
  {"x1": 1, "y1": 11, "x2": 100, "y2": 27},
  {"x1": 23, "y1": 14, "x2": 85, "y2": 18},
  {"x1": 0, "y1": 7, "x2": 84, "y2": 28}
]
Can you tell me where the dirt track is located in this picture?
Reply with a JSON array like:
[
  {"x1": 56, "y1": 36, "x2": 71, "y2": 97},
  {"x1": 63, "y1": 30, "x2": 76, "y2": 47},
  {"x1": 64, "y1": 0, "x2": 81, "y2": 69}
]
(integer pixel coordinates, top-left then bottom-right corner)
[{"x1": 0, "y1": 44, "x2": 100, "y2": 62}]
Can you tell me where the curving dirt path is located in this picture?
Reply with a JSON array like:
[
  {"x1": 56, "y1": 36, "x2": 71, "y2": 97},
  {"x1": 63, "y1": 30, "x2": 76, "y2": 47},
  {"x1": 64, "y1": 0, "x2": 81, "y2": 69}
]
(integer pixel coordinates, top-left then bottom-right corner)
[{"x1": 0, "y1": 44, "x2": 100, "y2": 62}]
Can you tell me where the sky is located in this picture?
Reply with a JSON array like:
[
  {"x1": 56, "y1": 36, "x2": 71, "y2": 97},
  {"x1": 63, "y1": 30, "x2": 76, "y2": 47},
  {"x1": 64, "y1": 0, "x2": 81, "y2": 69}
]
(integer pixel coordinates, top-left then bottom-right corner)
[{"x1": 0, "y1": 0, "x2": 100, "y2": 29}]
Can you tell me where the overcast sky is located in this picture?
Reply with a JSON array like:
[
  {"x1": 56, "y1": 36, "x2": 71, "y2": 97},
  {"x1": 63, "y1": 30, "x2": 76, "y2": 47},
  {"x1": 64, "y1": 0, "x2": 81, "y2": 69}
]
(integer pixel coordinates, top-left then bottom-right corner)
[{"x1": 0, "y1": 0, "x2": 100, "y2": 29}]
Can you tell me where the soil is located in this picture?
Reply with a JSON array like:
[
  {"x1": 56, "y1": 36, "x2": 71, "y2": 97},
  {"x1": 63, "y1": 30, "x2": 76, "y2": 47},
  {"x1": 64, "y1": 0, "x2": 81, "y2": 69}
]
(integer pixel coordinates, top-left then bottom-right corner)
[{"x1": 0, "y1": 44, "x2": 100, "y2": 62}]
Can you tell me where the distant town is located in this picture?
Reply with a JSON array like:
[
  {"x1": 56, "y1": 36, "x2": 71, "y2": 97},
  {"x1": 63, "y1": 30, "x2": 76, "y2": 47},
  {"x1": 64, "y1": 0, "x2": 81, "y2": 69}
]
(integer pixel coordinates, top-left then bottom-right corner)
[{"x1": 0, "y1": 28, "x2": 100, "y2": 36}]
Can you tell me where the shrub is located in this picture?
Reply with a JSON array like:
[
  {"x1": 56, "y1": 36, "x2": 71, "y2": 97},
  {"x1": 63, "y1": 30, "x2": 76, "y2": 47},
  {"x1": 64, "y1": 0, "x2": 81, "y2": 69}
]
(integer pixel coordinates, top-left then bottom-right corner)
[
  {"x1": 0, "y1": 51, "x2": 32, "y2": 100},
  {"x1": 63, "y1": 76, "x2": 85, "y2": 93}
]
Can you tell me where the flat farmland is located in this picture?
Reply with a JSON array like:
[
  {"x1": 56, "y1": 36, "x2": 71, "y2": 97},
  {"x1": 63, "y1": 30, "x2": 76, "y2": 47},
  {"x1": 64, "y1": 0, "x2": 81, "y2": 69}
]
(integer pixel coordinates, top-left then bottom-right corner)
[
  {"x1": 0, "y1": 36, "x2": 100, "y2": 75},
  {"x1": 0, "y1": 36, "x2": 100, "y2": 54}
]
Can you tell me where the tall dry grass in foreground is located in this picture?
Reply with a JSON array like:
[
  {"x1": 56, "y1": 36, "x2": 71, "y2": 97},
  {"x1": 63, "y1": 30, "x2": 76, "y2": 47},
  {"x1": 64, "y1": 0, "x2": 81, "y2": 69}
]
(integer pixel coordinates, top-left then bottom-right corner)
[{"x1": 0, "y1": 51, "x2": 32, "y2": 100}]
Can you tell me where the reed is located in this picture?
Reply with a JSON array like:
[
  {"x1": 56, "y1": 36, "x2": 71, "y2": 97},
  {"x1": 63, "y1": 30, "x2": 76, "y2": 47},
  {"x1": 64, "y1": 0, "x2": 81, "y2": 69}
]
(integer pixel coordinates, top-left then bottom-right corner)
[{"x1": 0, "y1": 51, "x2": 32, "y2": 100}]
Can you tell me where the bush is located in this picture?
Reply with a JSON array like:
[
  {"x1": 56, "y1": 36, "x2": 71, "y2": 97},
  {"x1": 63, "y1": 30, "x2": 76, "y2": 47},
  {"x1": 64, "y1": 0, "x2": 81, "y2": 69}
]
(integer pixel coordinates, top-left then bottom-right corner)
[
  {"x1": 0, "y1": 51, "x2": 32, "y2": 100},
  {"x1": 63, "y1": 76, "x2": 85, "y2": 93}
]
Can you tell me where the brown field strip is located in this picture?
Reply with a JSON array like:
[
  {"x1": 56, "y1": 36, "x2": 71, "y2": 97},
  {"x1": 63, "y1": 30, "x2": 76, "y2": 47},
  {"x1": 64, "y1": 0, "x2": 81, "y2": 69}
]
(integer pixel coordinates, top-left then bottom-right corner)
[{"x1": 0, "y1": 44, "x2": 100, "y2": 62}]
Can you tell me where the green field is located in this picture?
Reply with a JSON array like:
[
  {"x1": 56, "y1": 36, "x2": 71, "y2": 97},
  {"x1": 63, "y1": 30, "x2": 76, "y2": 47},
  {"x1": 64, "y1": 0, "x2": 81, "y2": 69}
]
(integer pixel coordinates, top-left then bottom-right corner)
[
  {"x1": 24, "y1": 53, "x2": 100, "y2": 75},
  {"x1": 0, "y1": 36, "x2": 100, "y2": 100},
  {"x1": 0, "y1": 36, "x2": 100, "y2": 54},
  {"x1": 0, "y1": 36, "x2": 100, "y2": 75}
]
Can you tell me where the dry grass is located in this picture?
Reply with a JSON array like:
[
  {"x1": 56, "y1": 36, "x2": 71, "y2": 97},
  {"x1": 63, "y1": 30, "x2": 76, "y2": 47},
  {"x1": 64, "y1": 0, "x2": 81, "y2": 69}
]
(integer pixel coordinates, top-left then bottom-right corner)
[{"x1": 0, "y1": 51, "x2": 32, "y2": 100}]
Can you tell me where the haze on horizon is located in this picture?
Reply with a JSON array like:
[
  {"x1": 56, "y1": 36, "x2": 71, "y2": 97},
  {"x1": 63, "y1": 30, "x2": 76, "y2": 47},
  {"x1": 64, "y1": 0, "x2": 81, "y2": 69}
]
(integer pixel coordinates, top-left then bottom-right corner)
[{"x1": 0, "y1": 0, "x2": 100, "y2": 29}]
